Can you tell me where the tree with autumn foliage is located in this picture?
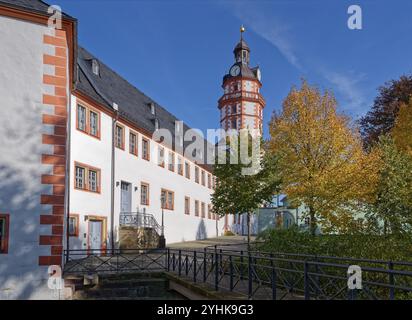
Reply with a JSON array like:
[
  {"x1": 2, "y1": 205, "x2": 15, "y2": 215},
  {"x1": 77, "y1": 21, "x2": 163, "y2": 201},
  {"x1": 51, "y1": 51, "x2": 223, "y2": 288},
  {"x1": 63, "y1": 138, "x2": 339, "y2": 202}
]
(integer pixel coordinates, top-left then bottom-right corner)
[
  {"x1": 392, "y1": 100, "x2": 412, "y2": 157},
  {"x1": 360, "y1": 75, "x2": 412, "y2": 148},
  {"x1": 268, "y1": 80, "x2": 379, "y2": 235}
]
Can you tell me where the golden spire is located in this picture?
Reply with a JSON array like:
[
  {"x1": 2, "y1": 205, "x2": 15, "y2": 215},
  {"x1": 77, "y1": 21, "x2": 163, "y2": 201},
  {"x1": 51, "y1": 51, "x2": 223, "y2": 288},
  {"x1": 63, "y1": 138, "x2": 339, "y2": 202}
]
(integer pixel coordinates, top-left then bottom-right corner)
[{"x1": 240, "y1": 25, "x2": 245, "y2": 40}]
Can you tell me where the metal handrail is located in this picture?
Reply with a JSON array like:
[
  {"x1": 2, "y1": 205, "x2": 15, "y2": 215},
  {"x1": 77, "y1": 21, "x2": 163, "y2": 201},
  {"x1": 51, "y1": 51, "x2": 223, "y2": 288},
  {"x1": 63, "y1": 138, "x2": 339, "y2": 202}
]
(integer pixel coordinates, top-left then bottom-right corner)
[
  {"x1": 63, "y1": 247, "x2": 412, "y2": 300},
  {"x1": 119, "y1": 212, "x2": 162, "y2": 235}
]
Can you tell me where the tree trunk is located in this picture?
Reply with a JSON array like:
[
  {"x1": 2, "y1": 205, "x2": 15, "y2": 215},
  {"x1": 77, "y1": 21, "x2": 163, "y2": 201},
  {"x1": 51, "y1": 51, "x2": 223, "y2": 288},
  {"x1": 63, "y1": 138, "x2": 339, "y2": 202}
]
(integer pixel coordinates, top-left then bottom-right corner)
[
  {"x1": 247, "y1": 212, "x2": 251, "y2": 251},
  {"x1": 309, "y1": 206, "x2": 316, "y2": 236}
]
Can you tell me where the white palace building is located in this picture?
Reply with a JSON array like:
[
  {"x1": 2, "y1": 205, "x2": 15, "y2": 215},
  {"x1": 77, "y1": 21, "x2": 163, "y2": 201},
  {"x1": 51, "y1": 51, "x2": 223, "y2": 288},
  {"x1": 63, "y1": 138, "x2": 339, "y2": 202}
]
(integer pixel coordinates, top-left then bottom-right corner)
[{"x1": 0, "y1": 0, "x2": 265, "y2": 299}]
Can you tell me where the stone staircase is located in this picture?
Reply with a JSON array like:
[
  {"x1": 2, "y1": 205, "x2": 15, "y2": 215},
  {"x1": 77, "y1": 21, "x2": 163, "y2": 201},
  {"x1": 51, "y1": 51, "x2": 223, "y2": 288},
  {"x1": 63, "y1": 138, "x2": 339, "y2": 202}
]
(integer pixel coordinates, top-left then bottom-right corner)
[
  {"x1": 69, "y1": 273, "x2": 186, "y2": 300},
  {"x1": 119, "y1": 226, "x2": 160, "y2": 250}
]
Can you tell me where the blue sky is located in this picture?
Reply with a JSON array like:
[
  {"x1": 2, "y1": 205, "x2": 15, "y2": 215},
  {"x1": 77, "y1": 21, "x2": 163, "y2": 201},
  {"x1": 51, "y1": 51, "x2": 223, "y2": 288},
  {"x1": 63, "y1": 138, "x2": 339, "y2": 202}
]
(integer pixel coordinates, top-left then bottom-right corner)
[{"x1": 55, "y1": 0, "x2": 412, "y2": 138}]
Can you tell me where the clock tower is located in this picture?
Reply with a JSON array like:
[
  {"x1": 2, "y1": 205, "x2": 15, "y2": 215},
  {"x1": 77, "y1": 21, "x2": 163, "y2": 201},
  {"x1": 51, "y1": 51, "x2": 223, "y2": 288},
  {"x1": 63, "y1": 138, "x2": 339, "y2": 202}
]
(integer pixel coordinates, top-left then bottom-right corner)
[{"x1": 218, "y1": 26, "x2": 265, "y2": 136}]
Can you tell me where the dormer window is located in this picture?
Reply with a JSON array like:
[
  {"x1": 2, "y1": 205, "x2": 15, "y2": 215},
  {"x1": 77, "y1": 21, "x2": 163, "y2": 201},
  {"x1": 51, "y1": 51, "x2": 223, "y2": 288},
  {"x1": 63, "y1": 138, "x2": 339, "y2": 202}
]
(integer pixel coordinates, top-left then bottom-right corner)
[
  {"x1": 155, "y1": 118, "x2": 159, "y2": 130},
  {"x1": 150, "y1": 103, "x2": 155, "y2": 115},
  {"x1": 92, "y1": 59, "x2": 99, "y2": 76}
]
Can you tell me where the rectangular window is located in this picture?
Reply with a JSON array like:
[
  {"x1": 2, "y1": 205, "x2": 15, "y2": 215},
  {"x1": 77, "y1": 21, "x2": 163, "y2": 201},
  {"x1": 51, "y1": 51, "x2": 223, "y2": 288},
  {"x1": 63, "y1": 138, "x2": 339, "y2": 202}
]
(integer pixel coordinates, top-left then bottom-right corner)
[
  {"x1": 201, "y1": 202, "x2": 205, "y2": 218},
  {"x1": 195, "y1": 200, "x2": 199, "y2": 217},
  {"x1": 89, "y1": 110, "x2": 98, "y2": 136},
  {"x1": 177, "y1": 157, "x2": 183, "y2": 175},
  {"x1": 185, "y1": 162, "x2": 190, "y2": 179},
  {"x1": 88, "y1": 169, "x2": 98, "y2": 192},
  {"x1": 141, "y1": 183, "x2": 149, "y2": 205},
  {"x1": 142, "y1": 138, "x2": 150, "y2": 161},
  {"x1": 115, "y1": 125, "x2": 124, "y2": 149},
  {"x1": 201, "y1": 170, "x2": 205, "y2": 186},
  {"x1": 129, "y1": 132, "x2": 138, "y2": 156},
  {"x1": 0, "y1": 214, "x2": 10, "y2": 254},
  {"x1": 207, "y1": 174, "x2": 211, "y2": 189},
  {"x1": 74, "y1": 162, "x2": 101, "y2": 193},
  {"x1": 77, "y1": 105, "x2": 86, "y2": 131},
  {"x1": 195, "y1": 167, "x2": 199, "y2": 183},
  {"x1": 184, "y1": 197, "x2": 190, "y2": 215},
  {"x1": 68, "y1": 214, "x2": 79, "y2": 237},
  {"x1": 158, "y1": 146, "x2": 165, "y2": 167},
  {"x1": 168, "y1": 152, "x2": 174, "y2": 172},
  {"x1": 77, "y1": 103, "x2": 100, "y2": 138},
  {"x1": 161, "y1": 189, "x2": 174, "y2": 210},
  {"x1": 75, "y1": 166, "x2": 85, "y2": 189},
  {"x1": 208, "y1": 204, "x2": 212, "y2": 219}
]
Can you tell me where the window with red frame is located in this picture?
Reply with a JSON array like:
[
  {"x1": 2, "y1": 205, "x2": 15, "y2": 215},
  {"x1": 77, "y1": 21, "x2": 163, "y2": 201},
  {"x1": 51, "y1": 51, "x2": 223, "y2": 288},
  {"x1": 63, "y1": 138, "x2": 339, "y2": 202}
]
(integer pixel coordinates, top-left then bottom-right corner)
[{"x1": 0, "y1": 214, "x2": 10, "y2": 254}]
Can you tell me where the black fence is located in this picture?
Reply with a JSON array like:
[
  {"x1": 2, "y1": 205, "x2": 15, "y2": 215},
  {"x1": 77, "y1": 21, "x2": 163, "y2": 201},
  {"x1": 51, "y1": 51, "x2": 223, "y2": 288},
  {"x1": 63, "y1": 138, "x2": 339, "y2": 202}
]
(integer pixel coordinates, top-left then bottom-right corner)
[{"x1": 63, "y1": 247, "x2": 412, "y2": 300}]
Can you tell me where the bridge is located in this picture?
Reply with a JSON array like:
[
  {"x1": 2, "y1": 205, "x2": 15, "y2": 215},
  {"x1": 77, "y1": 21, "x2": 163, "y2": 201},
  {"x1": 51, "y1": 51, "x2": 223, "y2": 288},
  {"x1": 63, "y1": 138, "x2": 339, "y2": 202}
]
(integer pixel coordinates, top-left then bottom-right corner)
[{"x1": 63, "y1": 246, "x2": 412, "y2": 300}]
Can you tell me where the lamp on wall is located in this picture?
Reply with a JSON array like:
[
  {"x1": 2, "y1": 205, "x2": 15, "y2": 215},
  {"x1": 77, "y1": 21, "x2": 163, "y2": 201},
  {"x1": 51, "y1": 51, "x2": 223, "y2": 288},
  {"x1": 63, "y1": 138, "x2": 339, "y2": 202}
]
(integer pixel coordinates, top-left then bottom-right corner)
[{"x1": 116, "y1": 181, "x2": 120, "y2": 187}]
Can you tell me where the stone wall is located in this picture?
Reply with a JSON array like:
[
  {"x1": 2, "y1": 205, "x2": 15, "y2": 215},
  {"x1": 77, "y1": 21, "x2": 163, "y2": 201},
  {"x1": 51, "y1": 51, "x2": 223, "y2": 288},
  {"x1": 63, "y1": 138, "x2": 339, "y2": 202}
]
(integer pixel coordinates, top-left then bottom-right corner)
[{"x1": 119, "y1": 226, "x2": 160, "y2": 249}]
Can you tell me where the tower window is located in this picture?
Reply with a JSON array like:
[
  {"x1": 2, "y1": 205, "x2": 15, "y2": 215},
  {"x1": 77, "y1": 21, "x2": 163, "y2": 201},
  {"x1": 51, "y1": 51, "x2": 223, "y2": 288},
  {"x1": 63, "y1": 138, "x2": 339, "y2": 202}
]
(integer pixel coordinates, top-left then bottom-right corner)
[
  {"x1": 232, "y1": 105, "x2": 237, "y2": 114},
  {"x1": 231, "y1": 118, "x2": 237, "y2": 129}
]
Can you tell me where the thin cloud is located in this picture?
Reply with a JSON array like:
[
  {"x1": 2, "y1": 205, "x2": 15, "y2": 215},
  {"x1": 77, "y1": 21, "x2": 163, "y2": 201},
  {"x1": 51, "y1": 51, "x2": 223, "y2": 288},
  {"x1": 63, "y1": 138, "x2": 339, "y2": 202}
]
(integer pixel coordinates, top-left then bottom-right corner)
[
  {"x1": 229, "y1": 3, "x2": 303, "y2": 70},
  {"x1": 321, "y1": 70, "x2": 367, "y2": 114}
]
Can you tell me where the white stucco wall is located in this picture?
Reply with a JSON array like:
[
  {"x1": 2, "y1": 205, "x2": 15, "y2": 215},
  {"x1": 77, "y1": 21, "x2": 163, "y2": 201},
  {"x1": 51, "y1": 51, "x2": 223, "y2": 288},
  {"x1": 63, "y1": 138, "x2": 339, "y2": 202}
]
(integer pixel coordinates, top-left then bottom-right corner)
[
  {"x1": 69, "y1": 95, "x2": 223, "y2": 250},
  {"x1": 0, "y1": 15, "x2": 58, "y2": 300}
]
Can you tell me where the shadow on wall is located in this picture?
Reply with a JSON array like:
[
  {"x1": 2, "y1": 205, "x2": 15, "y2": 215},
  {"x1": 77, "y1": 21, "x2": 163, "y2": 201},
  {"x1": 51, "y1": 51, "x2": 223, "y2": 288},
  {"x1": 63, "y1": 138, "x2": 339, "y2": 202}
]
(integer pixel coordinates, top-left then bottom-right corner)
[
  {"x1": 0, "y1": 96, "x2": 56, "y2": 299},
  {"x1": 196, "y1": 219, "x2": 207, "y2": 240}
]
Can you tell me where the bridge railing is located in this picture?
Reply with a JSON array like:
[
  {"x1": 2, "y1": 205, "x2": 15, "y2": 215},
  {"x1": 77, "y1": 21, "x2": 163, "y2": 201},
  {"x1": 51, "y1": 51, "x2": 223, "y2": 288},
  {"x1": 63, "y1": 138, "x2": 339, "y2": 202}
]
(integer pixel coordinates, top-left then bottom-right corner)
[
  {"x1": 63, "y1": 247, "x2": 412, "y2": 300},
  {"x1": 166, "y1": 247, "x2": 412, "y2": 300}
]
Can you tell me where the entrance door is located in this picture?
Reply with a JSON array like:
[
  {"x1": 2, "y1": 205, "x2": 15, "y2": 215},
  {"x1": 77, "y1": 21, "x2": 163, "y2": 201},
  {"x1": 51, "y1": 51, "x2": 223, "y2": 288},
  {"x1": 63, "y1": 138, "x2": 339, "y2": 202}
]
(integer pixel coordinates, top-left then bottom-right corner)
[
  {"x1": 88, "y1": 220, "x2": 102, "y2": 252},
  {"x1": 120, "y1": 181, "x2": 132, "y2": 213}
]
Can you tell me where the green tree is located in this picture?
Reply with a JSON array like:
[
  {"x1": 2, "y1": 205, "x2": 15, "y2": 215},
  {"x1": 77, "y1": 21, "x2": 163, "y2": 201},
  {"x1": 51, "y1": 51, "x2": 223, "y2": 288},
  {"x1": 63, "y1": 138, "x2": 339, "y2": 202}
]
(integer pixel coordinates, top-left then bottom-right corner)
[
  {"x1": 366, "y1": 136, "x2": 412, "y2": 235},
  {"x1": 212, "y1": 131, "x2": 281, "y2": 248}
]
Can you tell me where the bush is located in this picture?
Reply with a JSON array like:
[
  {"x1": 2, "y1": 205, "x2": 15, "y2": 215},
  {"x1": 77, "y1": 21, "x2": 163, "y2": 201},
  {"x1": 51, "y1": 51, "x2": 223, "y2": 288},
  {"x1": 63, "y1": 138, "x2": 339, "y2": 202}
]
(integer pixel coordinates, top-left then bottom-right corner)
[
  {"x1": 256, "y1": 227, "x2": 412, "y2": 262},
  {"x1": 254, "y1": 228, "x2": 412, "y2": 299}
]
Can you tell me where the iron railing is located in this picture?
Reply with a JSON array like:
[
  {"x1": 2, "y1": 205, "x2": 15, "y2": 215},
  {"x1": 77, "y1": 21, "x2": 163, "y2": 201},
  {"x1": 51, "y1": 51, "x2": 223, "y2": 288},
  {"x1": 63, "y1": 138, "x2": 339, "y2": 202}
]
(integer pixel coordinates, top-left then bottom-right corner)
[
  {"x1": 64, "y1": 248, "x2": 167, "y2": 274},
  {"x1": 63, "y1": 247, "x2": 412, "y2": 300},
  {"x1": 119, "y1": 212, "x2": 162, "y2": 235}
]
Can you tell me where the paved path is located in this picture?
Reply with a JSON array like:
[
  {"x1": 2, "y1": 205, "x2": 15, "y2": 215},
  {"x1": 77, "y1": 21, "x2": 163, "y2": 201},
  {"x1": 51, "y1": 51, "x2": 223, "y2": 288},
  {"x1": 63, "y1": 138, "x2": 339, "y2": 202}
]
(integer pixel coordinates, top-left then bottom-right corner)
[{"x1": 168, "y1": 235, "x2": 257, "y2": 251}]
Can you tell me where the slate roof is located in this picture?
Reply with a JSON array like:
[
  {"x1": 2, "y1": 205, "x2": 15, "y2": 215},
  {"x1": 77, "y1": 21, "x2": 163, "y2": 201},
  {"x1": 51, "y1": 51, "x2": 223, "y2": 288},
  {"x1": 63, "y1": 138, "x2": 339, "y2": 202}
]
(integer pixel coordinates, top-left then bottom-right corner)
[
  {"x1": 234, "y1": 39, "x2": 250, "y2": 53},
  {"x1": 76, "y1": 47, "x2": 215, "y2": 171},
  {"x1": 0, "y1": 0, "x2": 75, "y2": 20}
]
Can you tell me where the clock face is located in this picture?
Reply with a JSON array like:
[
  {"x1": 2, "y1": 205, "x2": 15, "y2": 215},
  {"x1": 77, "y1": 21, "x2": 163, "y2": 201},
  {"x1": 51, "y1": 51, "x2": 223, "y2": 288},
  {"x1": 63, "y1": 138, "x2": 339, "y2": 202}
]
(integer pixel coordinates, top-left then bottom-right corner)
[{"x1": 230, "y1": 65, "x2": 240, "y2": 77}]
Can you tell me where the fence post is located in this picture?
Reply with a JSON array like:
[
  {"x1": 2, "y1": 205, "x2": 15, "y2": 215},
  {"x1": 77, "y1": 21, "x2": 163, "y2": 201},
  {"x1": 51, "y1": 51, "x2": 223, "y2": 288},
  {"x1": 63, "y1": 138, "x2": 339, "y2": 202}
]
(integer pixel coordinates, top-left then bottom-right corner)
[
  {"x1": 240, "y1": 250, "x2": 244, "y2": 280},
  {"x1": 193, "y1": 251, "x2": 197, "y2": 283},
  {"x1": 172, "y1": 252, "x2": 176, "y2": 271},
  {"x1": 219, "y1": 249, "x2": 223, "y2": 277},
  {"x1": 304, "y1": 261, "x2": 310, "y2": 300},
  {"x1": 166, "y1": 248, "x2": 170, "y2": 271},
  {"x1": 203, "y1": 247, "x2": 207, "y2": 282},
  {"x1": 185, "y1": 254, "x2": 189, "y2": 276},
  {"x1": 389, "y1": 261, "x2": 395, "y2": 300},
  {"x1": 270, "y1": 254, "x2": 276, "y2": 300},
  {"x1": 229, "y1": 255, "x2": 234, "y2": 291},
  {"x1": 215, "y1": 247, "x2": 219, "y2": 291},
  {"x1": 248, "y1": 253, "x2": 253, "y2": 299},
  {"x1": 178, "y1": 250, "x2": 182, "y2": 276}
]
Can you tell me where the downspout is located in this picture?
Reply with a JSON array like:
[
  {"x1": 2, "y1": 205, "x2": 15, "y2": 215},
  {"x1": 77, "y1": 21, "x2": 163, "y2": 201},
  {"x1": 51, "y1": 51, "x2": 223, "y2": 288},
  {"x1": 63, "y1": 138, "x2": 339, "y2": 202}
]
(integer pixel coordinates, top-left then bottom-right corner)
[
  {"x1": 64, "y1": 83, "x2": 72, "y2": 264},
  {"x1": 111, "y1": 104, "x2": 119, "y2": 254}
]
